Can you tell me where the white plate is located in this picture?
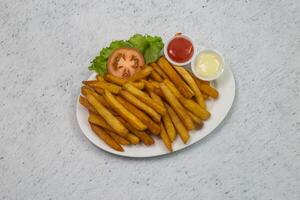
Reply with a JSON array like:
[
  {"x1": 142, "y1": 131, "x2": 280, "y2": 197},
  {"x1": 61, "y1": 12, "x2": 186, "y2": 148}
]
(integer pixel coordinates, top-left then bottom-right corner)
[{"x1": 76, "y1": 66, "x2": 235, "y2": 158}]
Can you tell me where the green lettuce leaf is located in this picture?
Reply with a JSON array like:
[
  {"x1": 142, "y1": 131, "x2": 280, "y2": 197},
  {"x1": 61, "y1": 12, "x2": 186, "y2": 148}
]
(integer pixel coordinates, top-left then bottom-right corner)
[
  {"x1": 88, "y1": 40, "x2": 132, "y2": 75},
  {"x1": 89, "y1": 34, "x2": 164, "y2": 74},
  {"x1": 144, "y1": 35, "x2": 164, "y2": 63},
  {"x1": 128, "y1": 34, "x2": 149, "y2": 54}
]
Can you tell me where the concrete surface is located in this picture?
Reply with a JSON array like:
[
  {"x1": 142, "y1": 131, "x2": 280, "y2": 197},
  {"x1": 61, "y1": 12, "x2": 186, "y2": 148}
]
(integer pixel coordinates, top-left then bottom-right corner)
[{"x1": 0, "y1": 0, "x2": 299, "y2": 199}]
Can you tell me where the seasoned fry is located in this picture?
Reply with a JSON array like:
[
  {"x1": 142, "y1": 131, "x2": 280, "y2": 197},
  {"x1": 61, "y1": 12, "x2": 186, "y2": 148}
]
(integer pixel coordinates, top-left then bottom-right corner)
[
  {"x1": 191, "y1": 73, "x2": 218, "y2": 98},
  {"x1": 106, "y1": 130, "x2": 130, "y2": 145},
  {"x1": 116, "y1": 96, "x2": 161, "y2": 135},
  {"x1": 123, "y1": 83, "x2": 166, "y2": 115},
  {"x1": 119, "y1": 90, "x2": 161, "y2": 122},
  {"x1": 88, "y1": 113, "x2": 114, "y2": 131},
  {"x1": 96, "y1": 75, "x2": 104, "y2": 81},
  {"x1": 149, "y1": 92, "x2": 176, "y2": 141},
  {"x1": 90, "y1": 123, "x2": 124, "y2": 152},
  {"x1": 163, "y1": 103, "x2": 177, "y2": 141},
  {"x1": 81, "y1": 86, "x2": 110, "y2": 108},
  {"x1": 164, "y1": 79, "x2": 183, "y2": 98},
  {"x1": 82, "y1": 80, "x2": 99, "y2": 86},
  {"x1": 124, "y1": 133, "x2": 140, "y2": 144},
  {"x1": 198, "y1": 84, "x2": 219, "y2": 99},
  {"x1": 104, "y1": 90, "x2": 147, "y2": 131},
  {"x1": 186, "y1": 110, "x2": 203, "y2": 125},
  {"x1": 179, "y1": 97, "x2": 210, "y2": 120},
  {"x1": 94, "y1": 88, "x2": 104, "y2": 95},
  {"x1": 157, "y1": 57, "x2": 194, "y2": 98},
  {"x1": 119, "y1": 118, "x2": 154, "y2": 146},
  {"x1": 143, "y1": 80, "x2": 155, "y2": 91},
  {"x1": 166, "y1": 104, "x2": 190, "y2": 144},
  {"x1": 150, "y1": 62, "x2": 168, "y2": 79},
  {"x1": 79, "y1": 96, "x2": 97, "y2": 113},
  {"x1": 148, "y1": 80, "x2": 160, "y2": 88},
  {"x1": 89, "y1": 81, "x2": 121, "y2": 94},
  {"x1": 131, "y1": 82, "x2": 145, "y2": 90},
  {"x1": 174, "y1": 66, "x2": 206, "y2": 108},
  {"x1": 150, "y1": 70, "x2": 163, "y2": 82},
  {"x1": 203, "y1": 93, "x2": 209, "y2": 100},
  {"x1": 160, "y1": 82, "x2": 195, "y2": 130},
  {"x1": 149, "y1": 91, "x2": 163, "y2": 105},
  {"x1": 160, "y1": 123, "x2": 172, "y2": 152},
  {"x1": 144, "y1": 81, "x2": 165, "y2": 97},
  {"x1": 86, "y1": 94, "x2": 128, "y2": 136},
  {"x1": 104, "y1": 74, "x2": 126, "y2": 85},
  {"x1": 128, "y1": 66, "x2": 152, "y2": 82},
  {"x1": 88, "y1": 113, "x2": 131, "y2": 145},
  {"x1": 103, "y1": 74, "x2": 144, "y2": 89}
]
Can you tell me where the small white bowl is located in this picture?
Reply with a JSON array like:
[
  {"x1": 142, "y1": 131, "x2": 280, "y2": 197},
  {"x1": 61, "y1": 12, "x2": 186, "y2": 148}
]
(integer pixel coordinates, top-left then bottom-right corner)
[
  {"x1": 191, "y1": 49, "x2": 224, "y2": 81},
  {"x1": 164, "y1": 34, "x2": 197, "y2": 66}
]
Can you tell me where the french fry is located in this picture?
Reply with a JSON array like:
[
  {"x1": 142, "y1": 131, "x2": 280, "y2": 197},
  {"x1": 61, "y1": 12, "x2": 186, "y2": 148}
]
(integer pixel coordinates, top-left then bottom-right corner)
[
  {"x1": 159, "y1": 123, "x2": 172, "y2": 152},
  {"x1": 160, "y1": 82, "x2": 195, "y2": 130},
  {"x1": 88, "y1": 113, "x2": 114, "y2": 131},
  {"x1": 178, "y1": 97, "x2": 210, "y2": 120},
  {"x1": 119, "y1": 117, "x2": 154, "y2": 146},
  {"x1": 103, "y1": 74, "x2": 144, "y2": 89},
  {"x1": 174, "y1": 66, "x2": 206, "y2": 108},
  {"x1": 163, "y1": 103, "x2": 177, "y2": 141},
  {"x1": 149, "y1": 92, "x2": 176, "y2": 141},
  {"x1": 149, "y1": 70, "x2": 163, "y2": 82},
  {"x1": 89, "y1": 113, "x2": 135, "y2": 144},
  {"x1": 149, "y1": 91, "x2": 163, "y2": 105},
  {"x1": 150, "y1": 63, "x2": 168, "y2": 79},
  {"x1": 203, "y1": 93, "x2": 209, "y2": 100},
  {"x1": 86, "y1": 94, "x2": 128, "y2": 136},
  {"x1": 104, "y1": 74, "x2": 126, "y2": 85},
  {"x1": 119, "y1": 90, "x2": 161, "y2": 122},
  {"x1": 166, "y1": 104, "x2": 190, "y2": 144},
  {"x1": 143, "y1": 81, "x2": 165, "y2": 97},
  {"x1": 164, "y1": 79, "x2": 183, "y2": 98},
  {"x1": 81, "y1": 86, "x2": 110, "y2": 108},
  {"x1": 90, "y1": 123, "x2": 124, "y2": 152},
  {"x1": 143, "y1": 80, "x2": 155, "y2": 91},
  {"x1": 116, "y1": 96, "x2": 161, "y2": 135},
  {"x1": 82, "y1": 80, "x2": 99, "y2": 86},
  {"x1": 157, "y1": 57, "x2": 194, "y2": 98},
  {"x1": 148, "y1": 80, "x2": 160, "y2": 88},
  {"x1": 198, "y1": 84, "x2": 219, "y2": 99},
  {"x1": 190, "y1": 73, "x2": 218, "y2": 98},
  {"x1": 128, "y1": 66, "x2": 152, "y2": 82},
  {"x1": 79, "y1": 96, "x2": 97, "y2": 113},
  {"x1": 89, "y1": 82, "x2": 121, "y2": 94},
  {"x1": 124, "y1": 133, "x2": 140, "y2": 144},
  {"x1": 186, "y1": 110, "x2": 203, "y2": 125},
  {"x1": 131, "y1": 82, "x2": 145, "y2": 90},
  {"x1": 123, "y1": 83, "x2": 166, "y2": 115},
  {"x1": 106, "y1": 130, "x2": 130, "y2": 145},
  {"x1": 94, "y1": 88, "x2": 104, "y2": 95},
  {"x1": 96, "y1": 75, "x2": 104, "y2": 81},
  {"x1": 104, "y1": 90, "x2": 147, "y2": 131}
]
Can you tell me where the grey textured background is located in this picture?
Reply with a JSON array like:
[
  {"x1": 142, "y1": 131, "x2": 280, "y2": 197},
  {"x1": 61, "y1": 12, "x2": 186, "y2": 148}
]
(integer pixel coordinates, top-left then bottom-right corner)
[{"x1": 1, "y1": 0, "x2": 299, "y2": 199}]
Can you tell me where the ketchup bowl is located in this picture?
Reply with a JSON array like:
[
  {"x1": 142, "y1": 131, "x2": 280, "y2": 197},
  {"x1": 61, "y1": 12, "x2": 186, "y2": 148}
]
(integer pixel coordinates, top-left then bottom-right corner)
[{"x1": 164, "y1": 34, "x2": 196, "y2": 66}]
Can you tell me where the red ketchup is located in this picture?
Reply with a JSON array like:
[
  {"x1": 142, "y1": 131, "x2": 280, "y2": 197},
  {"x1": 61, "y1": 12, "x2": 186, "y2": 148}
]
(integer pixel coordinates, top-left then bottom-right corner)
[{"x1": 167, "y1": 37, "x2": 194, "y2": 63}]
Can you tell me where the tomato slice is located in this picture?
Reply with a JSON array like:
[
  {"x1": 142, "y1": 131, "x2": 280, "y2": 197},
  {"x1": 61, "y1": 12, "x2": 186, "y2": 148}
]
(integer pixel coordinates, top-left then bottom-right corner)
[{"x1": 107, "y1": 48, "x2": 145, "y2": 79}]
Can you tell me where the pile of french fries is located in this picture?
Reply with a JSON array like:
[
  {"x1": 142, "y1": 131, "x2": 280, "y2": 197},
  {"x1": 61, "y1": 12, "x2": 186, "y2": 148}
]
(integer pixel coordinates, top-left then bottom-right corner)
[{"x1": 79, "y1": 56, "x2": 219, "y2": 152}]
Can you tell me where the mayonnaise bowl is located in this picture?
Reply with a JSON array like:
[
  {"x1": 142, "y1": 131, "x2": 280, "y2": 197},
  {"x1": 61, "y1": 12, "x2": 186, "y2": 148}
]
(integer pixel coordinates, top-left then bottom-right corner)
[{"x1": 191, "y1": 49, "x2": 224, "y2": 81}]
